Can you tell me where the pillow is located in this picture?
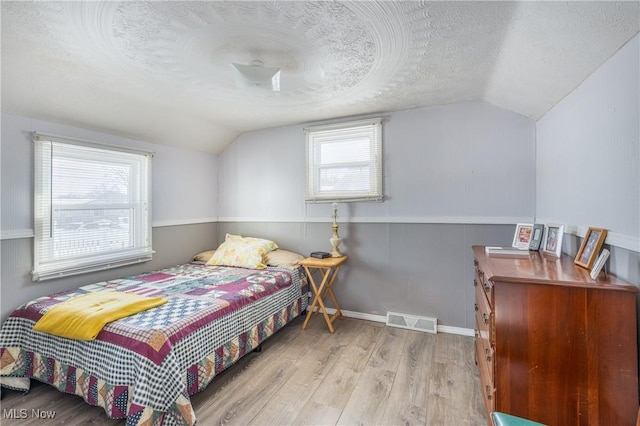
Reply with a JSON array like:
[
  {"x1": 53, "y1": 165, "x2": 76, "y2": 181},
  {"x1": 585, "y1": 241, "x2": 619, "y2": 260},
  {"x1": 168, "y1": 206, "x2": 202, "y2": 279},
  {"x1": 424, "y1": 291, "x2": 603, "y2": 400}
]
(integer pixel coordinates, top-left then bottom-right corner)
[
  {"x1": 192, "y1": 250, "x2": 215, "y2": 262},
  {"x1": 206, "y1": 239, "x2": 266, "y2": 269},
  {"x1": 265, "y1": 249, "x2": 305, "y2": 269},
  {"x1": 225, "y1": 233, "x2": 278, "y2": 252}
]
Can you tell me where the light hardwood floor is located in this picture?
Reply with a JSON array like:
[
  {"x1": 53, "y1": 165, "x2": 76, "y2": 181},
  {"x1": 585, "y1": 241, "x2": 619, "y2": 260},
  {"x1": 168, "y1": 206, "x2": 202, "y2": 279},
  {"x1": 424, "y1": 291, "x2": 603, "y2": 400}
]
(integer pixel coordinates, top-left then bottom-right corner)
[{"x1": 1, "y1": 316, "x2": 487, "y2": 425}]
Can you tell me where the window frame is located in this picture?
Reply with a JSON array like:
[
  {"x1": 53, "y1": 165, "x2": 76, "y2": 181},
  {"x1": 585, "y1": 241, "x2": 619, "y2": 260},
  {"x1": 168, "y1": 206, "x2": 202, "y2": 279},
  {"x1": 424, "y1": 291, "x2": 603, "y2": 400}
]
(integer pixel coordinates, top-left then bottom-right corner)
[
  {"x1": 305, "y1": 118, "x2": 383, "y2": 202},
  {"x1": 32, "y1": 133, "x2": 153, "y2": 281}
]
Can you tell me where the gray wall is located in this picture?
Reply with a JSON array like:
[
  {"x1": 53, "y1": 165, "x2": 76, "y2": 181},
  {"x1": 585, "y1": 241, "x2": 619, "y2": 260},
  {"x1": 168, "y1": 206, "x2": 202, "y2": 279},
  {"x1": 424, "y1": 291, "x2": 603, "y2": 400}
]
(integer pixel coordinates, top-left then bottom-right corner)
[
  {"x1": 536, "y1": 33, "x2": 639, "y2": 285},
  {"x1": 0, "y1": 113, "x2": 220, "y2": 320},
  {"x1": 218, "y1": 221, "x2": 515, "y2": 330},
  {"x1": 217, "y1": 101, "x2": 537, "y2": 331}
]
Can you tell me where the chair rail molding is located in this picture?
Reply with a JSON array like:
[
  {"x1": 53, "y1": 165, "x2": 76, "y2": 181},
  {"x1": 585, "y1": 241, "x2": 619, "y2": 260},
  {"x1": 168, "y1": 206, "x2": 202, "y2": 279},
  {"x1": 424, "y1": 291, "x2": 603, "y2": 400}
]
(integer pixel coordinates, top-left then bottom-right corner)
[{"x1": 535, "y1": 217, "x2": 639, "y2": 253}]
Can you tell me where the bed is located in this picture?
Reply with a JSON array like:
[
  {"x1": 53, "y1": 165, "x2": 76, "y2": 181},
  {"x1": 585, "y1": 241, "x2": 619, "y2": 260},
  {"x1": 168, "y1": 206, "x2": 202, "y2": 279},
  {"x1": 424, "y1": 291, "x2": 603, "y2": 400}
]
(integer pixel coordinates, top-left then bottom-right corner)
[{"x1": 0, "y1": 238, "x2": 308, "y2": 425}]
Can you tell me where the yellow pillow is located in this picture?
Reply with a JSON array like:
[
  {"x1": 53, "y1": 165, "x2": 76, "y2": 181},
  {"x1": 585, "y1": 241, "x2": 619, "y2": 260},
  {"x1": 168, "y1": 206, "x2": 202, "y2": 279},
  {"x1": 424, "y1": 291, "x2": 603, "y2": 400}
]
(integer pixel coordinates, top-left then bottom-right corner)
[
  {"x1": 206, "y1": 239, "x2": 266, "y2": 269},
  {"x1": 225, "y1": 233, "x2": 278, "y2": 252}
]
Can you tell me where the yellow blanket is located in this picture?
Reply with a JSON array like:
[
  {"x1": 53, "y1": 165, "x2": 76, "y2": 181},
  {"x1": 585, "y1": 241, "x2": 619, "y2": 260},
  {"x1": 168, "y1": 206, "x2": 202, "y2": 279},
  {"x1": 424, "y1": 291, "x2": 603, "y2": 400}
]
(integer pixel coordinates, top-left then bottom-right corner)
[{"x1": 33, "y1": 291, "x2": 167, "y2": 341}]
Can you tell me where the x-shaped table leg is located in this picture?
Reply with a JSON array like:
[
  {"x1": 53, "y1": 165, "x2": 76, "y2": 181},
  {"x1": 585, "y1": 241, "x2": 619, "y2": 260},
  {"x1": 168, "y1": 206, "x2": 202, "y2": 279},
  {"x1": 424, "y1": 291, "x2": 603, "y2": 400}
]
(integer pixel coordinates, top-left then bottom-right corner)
[{"x1": 302, "y1": 264, "x2": 344, "y2": 333}]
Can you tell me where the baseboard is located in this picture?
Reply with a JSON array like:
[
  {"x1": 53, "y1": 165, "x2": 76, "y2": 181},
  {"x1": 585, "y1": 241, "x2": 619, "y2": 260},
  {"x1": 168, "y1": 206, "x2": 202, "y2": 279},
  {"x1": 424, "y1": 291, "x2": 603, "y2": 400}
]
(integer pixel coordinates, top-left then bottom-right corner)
[
  {"x1": 322, "y1": 307, "x2": 475, "y2": 337},
  {"x1": 437, "y1": 325, "x2": 476, "y2": 337},
  {"x1": 329, "y1": 308, "x2": 387, "y2": 324}
]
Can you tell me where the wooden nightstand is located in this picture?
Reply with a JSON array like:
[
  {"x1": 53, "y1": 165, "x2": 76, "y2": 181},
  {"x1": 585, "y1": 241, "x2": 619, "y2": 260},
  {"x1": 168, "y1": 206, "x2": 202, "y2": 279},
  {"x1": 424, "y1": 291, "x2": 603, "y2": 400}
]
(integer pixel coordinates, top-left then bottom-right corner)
[{"x1": 300, "y1": 256, "x2": 347, "y2": 333}]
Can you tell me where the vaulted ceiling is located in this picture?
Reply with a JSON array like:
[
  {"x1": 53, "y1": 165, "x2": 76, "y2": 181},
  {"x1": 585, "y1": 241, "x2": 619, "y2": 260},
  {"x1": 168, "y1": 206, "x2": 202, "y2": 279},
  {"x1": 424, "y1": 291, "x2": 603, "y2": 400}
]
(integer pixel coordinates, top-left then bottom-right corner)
[{"x1": 2, "y1": 1, "x2": 639, "y2": 154}]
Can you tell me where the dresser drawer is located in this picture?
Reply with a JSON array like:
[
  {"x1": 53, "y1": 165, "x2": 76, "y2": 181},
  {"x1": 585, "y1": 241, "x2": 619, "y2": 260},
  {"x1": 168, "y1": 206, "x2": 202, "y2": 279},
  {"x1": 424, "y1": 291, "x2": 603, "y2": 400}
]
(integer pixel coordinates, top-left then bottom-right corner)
[
  {"x1": 474, "y1": 263, "x2": 493, "y2": 306},
  {"x1": 475, "y1": 279, "x2": 494, "y2": 346},
  {"x1": 475, "y1": 337, "x2": 495, "y2": 417},
  {"x1": 475, "y1": 318, "x2": 494, "y2": 384}
]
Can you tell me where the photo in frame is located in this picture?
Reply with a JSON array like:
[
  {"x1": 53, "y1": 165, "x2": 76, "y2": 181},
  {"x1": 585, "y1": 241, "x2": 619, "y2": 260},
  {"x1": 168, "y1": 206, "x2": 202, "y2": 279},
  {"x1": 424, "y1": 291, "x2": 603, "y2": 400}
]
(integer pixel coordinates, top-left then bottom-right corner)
[
  {"x1": 542, "y1": 224, "x2": 564, "y2": 257},
  {"x1": 574, "y1": 227, "x2": 608, "y2": 269},
  {"x1": 512, "y1": 223, "x2": 534, "y2": 249}
]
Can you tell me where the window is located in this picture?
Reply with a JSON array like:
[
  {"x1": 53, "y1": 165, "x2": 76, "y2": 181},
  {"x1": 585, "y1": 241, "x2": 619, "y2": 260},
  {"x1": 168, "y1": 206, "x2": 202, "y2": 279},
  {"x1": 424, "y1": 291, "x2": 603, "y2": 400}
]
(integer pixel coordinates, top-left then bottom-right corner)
[
  {"x1": 305, "y1": 118, "x2": 383, "y2": 202},
  {"x1": 33, "y1": 133, "x2": 153, "y2": 281}
]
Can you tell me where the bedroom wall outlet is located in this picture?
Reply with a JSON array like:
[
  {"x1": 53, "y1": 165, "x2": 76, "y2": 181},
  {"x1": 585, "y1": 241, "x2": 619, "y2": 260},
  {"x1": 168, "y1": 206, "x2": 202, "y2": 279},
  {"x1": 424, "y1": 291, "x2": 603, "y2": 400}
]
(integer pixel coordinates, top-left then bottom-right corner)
[{"x1": 386, "y1": 311, "x2": 437, "y2": 334}]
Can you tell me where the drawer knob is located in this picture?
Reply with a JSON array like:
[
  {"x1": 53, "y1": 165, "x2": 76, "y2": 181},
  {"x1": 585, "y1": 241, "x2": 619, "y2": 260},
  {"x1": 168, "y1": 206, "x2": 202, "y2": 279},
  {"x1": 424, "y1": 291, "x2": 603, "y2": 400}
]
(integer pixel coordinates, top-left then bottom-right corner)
[
  {"x1": 485, "y1": 385, "x2": 492, "y2": 400},
  {"x1": 483, "y1": 313, "x2": 489, "y2": 325},
  {"x1": 474, "y1": 303, "x2": 478, "y2": 312},
  {"x1": 485, "y1": 348, "x2": 491, "y2": 362},
  {"x1": 473, "y1": 279, "x2": 477, "y2": 287}
]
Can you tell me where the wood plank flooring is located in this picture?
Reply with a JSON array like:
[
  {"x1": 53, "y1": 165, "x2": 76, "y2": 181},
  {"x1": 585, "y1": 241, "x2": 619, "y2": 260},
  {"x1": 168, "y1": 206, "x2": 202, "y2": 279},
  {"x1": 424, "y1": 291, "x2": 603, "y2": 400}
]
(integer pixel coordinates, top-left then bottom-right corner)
[{"x1": 0, "y1": 316, "x2": 486, "y2": 425}]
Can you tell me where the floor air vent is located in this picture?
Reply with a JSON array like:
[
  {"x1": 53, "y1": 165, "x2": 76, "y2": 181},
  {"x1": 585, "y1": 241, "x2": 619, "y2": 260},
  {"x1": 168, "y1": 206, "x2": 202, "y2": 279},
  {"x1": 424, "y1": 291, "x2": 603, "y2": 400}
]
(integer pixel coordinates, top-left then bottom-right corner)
[{"x1": 386, "y1": 312, "x2": 437, "y2": 334}]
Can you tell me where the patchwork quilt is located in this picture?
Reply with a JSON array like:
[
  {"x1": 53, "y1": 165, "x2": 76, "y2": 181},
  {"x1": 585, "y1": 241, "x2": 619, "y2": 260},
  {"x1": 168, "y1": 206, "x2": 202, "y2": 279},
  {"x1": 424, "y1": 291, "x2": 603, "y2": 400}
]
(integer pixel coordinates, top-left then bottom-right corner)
[{"x1": 0, "y1": 263, "x2": 308, "y2": 425}]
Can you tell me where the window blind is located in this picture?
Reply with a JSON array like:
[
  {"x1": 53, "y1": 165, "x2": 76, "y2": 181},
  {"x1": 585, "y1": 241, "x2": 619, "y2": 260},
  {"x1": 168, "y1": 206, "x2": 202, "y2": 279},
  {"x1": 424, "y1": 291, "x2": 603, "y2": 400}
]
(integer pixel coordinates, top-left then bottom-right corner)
[
  {"x1": 33, "y1": 133, "x2": 153, "y2": 281},
  {"x1": 305, "y1": 118, "x2": 383, "y2": 202}
]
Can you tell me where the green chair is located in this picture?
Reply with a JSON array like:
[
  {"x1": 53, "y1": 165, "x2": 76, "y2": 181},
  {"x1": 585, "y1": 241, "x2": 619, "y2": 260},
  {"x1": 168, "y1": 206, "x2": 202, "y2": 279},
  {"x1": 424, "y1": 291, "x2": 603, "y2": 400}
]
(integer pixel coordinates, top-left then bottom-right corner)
[{"x1": 491, "y1": 412, "x2": 546, "y2": 426}]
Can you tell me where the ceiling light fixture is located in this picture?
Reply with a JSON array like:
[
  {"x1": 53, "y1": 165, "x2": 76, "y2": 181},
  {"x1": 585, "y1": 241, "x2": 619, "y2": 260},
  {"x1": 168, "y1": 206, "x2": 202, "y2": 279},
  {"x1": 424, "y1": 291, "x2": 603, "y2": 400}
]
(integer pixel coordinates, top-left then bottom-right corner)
[{"x1": 231, "y1": 60, "x2": 281, "y2": 91}]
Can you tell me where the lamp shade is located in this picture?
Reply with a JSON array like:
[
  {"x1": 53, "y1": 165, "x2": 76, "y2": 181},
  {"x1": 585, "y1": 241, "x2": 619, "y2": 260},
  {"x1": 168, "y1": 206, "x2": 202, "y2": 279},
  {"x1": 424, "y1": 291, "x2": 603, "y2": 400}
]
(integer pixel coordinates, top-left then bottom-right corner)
[{"x1": 231, "y1": 61, "x2": 280, "y2": 91}]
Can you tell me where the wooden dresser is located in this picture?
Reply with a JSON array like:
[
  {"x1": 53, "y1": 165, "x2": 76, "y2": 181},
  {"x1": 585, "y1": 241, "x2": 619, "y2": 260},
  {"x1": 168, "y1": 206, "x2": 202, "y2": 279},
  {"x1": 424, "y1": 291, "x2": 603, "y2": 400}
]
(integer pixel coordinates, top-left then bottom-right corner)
[{"x1": 472, "y1": 245, "x2": 639, "y2": 425}]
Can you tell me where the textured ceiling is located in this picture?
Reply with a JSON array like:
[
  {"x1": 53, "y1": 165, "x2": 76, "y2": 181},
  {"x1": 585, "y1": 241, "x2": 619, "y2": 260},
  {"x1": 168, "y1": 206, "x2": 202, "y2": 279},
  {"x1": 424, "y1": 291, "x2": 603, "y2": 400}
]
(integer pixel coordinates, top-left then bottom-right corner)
[{"x1": 2, "y1": 1, "x2": 639, "y2": 154}]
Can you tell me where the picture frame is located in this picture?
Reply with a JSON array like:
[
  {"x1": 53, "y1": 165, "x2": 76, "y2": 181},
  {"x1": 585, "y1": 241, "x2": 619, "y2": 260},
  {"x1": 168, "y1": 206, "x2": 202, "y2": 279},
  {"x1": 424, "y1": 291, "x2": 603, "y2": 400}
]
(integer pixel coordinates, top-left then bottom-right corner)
[
  {"x1": 528, "y1": 224, "x2": 545, "y2": 250},
  {"x1": 574, "y1": 227, "x2": 608, "y2": 269},
  {"x1": 512, "y1": 223, "x2": 534, "y2": 249},
  {"x1": 542, "y1": 224, "x2": 564, "y2": 257},
  {"x1": 590, "y1": 248, "x2": 610, "y2": 280}
]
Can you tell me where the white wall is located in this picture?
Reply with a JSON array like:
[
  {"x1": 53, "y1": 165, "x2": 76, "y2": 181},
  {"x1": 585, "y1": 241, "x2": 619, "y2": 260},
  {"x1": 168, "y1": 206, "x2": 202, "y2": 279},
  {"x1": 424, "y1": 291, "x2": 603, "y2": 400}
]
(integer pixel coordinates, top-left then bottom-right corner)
[
  {"x1": 219, "y1": 101, "x2": 535, "y2": 223},
  {"x1": 536, "y1": 34, "x2": 639, "y2": 253},
  {"x1": 1, "y1": 113, "x2": 218, "y2": 235},
  {"x1": 217, "y1": 101, "x2": 536, "y2": 330},
  {"x1": 0, "y1": 113, "x2": 220, "y2": 320},
  {"x1": 536, "y1": 33, "x2": 639, "y2": 287}
]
